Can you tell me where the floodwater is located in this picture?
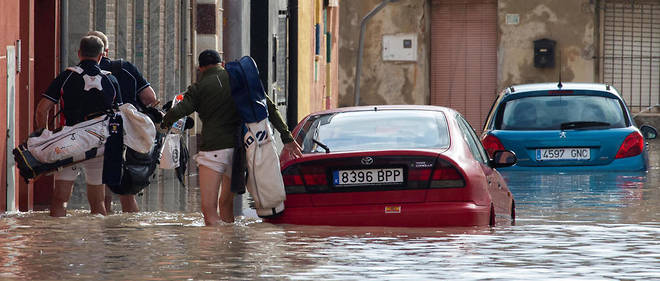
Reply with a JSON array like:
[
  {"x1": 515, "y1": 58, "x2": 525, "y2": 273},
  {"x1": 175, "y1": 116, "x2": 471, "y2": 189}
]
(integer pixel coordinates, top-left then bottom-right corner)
[{"x1": 1, "y1": 141, "x2": 659, "y2": 280}]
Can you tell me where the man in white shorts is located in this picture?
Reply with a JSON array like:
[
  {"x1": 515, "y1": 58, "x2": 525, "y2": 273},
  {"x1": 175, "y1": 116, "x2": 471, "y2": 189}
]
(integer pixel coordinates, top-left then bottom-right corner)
[{"x1": 161, "y1": 50, "x2": 302, "y2": 226}]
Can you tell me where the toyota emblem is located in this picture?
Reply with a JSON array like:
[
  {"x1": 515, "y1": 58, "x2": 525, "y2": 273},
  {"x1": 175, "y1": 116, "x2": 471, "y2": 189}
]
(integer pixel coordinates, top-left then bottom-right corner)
[{"x1": 361, "y1": 157, "x2": 374, "y2": 165}]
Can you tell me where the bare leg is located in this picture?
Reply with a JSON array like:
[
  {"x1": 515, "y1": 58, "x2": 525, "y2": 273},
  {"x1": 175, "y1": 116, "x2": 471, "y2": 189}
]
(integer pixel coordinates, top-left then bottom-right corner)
[
  {"x1": 198, "y1": 165, "x2": 222, "y2": 226},
  {"x1": 87, "y1": 184, "x2": 107, "y2": 216},
  {"x1": 119, "y1": 194, "x2": 139, "y2": 212},
  {"x1": 104, "y1": 186, "x2": 114, "y2": 214},
  {"x1": 218, "y1": 174, "x2": 234, "y2": 223},
  {"x1": 50, "y1": 180, "x2": 74, "y2": 217}
]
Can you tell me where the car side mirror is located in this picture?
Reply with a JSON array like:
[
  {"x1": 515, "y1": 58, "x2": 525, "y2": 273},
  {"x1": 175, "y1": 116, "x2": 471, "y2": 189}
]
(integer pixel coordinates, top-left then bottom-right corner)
[
  {"x1": 490, "y1": 150, "x2": 517, "y2": 168},
  {"x1": 639, "y1": 125, "x2": 657, "y2": 140}
]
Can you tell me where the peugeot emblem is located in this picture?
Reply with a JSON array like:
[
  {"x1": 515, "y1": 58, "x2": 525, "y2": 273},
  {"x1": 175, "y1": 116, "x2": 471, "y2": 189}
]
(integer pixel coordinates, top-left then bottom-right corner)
[
  {"x1": 559, "y1": 131, "x2": 567, "y2": 138},
  {"x1": 361, "y1": 157, "x2": 374, "y2": 165}
]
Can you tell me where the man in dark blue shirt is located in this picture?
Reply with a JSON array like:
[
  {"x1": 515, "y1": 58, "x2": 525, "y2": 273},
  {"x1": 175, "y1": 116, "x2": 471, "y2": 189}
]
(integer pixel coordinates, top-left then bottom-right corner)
[
  {"x1": 88, "y1": 31, "x2": 160, "y2": 214},
  {"x1": 35, "y1": 35, "x2": 121, "y2": 217}
]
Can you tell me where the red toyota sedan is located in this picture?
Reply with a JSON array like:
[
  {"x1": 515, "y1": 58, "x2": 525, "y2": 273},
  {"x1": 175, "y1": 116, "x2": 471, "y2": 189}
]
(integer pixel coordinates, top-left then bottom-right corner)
[{"x1": 266, "y1": 105, "x2": 517, "y2": 227}]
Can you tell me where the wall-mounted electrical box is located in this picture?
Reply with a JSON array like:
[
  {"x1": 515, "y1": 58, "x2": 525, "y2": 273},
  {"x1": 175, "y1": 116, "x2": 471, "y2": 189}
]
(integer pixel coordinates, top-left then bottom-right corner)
[{"x1": 382, "y1": 34, "x2": 417, "y2": 62}]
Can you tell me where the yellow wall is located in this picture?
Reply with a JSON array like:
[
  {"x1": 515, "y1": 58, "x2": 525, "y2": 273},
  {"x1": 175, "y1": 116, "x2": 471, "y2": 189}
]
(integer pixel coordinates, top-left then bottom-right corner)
[
  {"x1": 297, "y1": 1, "x2": 314, "y2": 121},
  {"x1": 296, "y1": 0, "x2": 340, "y2": 121}
]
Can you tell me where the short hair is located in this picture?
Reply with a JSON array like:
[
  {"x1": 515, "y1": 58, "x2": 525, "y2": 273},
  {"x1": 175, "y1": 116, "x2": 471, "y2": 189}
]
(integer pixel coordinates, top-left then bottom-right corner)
[
  {"x1": 198, "y1": 49, "x2": 222, "y2": 67},
  {"x1": 87, "y1": 30, "x2": 109, "y2": 50},
  {"x1": 79, "y1": 36, "x2": 104, "y2": 58}
]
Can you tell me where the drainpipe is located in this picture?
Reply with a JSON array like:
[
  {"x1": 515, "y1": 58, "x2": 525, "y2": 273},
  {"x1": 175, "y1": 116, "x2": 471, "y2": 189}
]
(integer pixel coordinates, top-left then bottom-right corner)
[
  {"x1": 60, "y1": 0, "x2": 68, "y2": 71},
  {"x1": 354, "y1": 0, "x2": 398, "y2": 106},
  {"x1": 287, "y1": 0, "x2": 298, "y2": 130}
]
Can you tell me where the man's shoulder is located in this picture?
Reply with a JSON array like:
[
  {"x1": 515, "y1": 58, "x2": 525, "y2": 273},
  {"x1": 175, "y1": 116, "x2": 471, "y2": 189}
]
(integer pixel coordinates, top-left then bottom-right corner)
[
  {"x1": 114, "y1": 59, "x2": 147, "y2": 79},
  {"x1": 114, "y1": 59, "x2": 139, "y2": 72},
  {"x1": 65, "y1": 66, "x2": 83, "y2": 74}
]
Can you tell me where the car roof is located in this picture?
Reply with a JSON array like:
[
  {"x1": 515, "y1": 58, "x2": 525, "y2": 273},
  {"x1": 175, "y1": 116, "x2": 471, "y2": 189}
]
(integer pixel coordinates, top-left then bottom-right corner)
[
  {"x1": 305, "y1": 104, "x2": 456, "y2": 116},
  {"x1": 504, "y1": 82, "x2": 621, "y2": 97}
]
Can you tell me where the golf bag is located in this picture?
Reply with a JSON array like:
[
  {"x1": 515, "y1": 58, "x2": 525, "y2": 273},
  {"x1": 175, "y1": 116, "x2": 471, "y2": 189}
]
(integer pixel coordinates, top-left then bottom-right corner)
[
  {"x1": 13, "y1": 103, "x2": 157, "y2": 185},
  {"x1": 13, "y1": 114, "x2": 110, "y2": 182},
  {"x1": 226, "y1": 56, "x2": 286, "y2": 218}
]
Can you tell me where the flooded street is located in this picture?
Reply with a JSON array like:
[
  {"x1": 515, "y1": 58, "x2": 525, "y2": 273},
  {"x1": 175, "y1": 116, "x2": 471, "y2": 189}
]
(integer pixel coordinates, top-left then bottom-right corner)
[{"x1": 1, "y1": 140, "x2": 659, "y2": 280}]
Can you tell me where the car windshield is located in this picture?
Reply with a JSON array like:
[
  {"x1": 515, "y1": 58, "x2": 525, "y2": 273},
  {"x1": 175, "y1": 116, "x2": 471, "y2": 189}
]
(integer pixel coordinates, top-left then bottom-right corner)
[
  {"x1": 297, "y1": 110, "x2": 450, "y2": 153},
  {"x1": 498, "y1": 95, "x2": 627, "y2": 130}
]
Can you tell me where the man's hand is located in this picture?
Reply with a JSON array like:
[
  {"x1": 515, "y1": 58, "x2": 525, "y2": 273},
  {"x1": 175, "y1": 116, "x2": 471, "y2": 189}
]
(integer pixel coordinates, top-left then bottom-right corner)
[
  {"x1": 158, "y1": 122, "x2": 170, "y2": 134},
  {"x1": 283, "y1": 140, "x2": 303, "y2": 159}
]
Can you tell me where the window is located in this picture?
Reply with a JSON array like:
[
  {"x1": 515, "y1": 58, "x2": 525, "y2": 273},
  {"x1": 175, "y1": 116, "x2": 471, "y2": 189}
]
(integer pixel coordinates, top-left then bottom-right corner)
[
  {"x1": 298, "y1": 110, "x2": 450, "y2": 153},
  {"x1": 498, "y1": 95, "x2": 627, "y2": 130},
  {"x1": 456, "y1": 114, "x2": 488, "y2": 164}
]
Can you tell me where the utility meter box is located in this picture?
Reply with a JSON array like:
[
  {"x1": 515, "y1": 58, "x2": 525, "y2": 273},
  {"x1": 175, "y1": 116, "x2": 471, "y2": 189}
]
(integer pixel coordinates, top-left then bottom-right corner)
[
  {"x1": 383, "y1": 34, "x2": 417, "y2": 62},
  {"x1": 534, "y1": 38, "x2": 556, "y2": 68}
]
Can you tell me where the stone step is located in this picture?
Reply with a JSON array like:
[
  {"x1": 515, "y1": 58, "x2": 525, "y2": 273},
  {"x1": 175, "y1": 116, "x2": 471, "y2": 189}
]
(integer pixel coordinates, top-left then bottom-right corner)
[{"x1": 634, "y1": 113, "x2": 660, "y2": 129}]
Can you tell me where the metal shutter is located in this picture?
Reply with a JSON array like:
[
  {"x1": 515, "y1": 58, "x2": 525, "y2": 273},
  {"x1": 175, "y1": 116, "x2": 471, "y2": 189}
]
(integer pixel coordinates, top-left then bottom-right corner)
[
  {"x1": 430, "y1": 0, "x2": 497, "y2": 133},
  {"x1": 601, "y1": 0, "x2": 660, "y2": 112}
]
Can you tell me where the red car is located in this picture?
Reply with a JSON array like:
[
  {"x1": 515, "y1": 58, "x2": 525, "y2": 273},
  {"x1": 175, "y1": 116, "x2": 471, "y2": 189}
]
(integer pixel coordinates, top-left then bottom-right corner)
[{"x1": 266, "y1": 105, "x2": 517, "y2": 227}]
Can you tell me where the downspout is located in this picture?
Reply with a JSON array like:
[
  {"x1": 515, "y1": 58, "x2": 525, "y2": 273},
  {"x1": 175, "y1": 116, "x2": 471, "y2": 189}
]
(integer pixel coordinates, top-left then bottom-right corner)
[
  {"x1": 60, "y1": 0, "x2": 68, "y2": 71},
  {"x1": 287, "y1": 0, "x2": 298, "y2": 130},
  {"x1": 354, "y1": 0, "x2": 398, "y2": 106},
  {"x1": 325, "y1": 6, "x2": 332, "y2": 110}
]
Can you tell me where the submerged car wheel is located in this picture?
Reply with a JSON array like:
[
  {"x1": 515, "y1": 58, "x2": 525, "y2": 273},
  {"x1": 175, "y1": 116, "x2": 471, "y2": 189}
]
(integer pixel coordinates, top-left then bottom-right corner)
[
  {"x1": 489, "y1": 204, "x2": 496, "y2": 226},
  {"x1": 511, "y1": 200, "x2": 516, "y2": 225}
]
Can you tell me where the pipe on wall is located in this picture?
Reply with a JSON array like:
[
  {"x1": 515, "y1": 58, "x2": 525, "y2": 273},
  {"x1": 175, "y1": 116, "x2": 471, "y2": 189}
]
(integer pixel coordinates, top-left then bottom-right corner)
[
  {"x1": 60, "y1": 0, "x2": 68, "y2": 72},
  {"x1": 287, "y1": 0, "x2": 298, "y2": 130}
]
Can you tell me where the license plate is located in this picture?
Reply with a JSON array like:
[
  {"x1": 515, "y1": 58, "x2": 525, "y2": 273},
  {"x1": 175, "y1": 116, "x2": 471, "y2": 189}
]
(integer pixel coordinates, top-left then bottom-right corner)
[
  {"x1": 536, "y1": 148, "x2": 590, "y2": 161},
  {"x1": 333, "y1": 168, "x2": 404, "y2": 185}
]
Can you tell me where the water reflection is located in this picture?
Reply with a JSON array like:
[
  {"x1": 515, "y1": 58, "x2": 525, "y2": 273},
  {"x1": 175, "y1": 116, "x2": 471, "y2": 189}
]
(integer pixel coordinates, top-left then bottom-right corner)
[{"x1": 502, "y1": 170, "x2": 659, "y2": 224}]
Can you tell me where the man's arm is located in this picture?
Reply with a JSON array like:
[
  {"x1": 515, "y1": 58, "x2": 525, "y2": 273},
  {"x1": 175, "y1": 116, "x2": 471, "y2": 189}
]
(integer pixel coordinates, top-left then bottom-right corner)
[
  {"x1": 35, "y1": 98, "x2": 57, "y2": 130},
  {"x1": 266, "y1": 96, "x2": 302, "y2": 158},
  {"x1": 137, "y1": 86, "x2": 159, "y2": 107},
  {"x1": 266, "y1": 95, "x2": 294, "y2": 143}
]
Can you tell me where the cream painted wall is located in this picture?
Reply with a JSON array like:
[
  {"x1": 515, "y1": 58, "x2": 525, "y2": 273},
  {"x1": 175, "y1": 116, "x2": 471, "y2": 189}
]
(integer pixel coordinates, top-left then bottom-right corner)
[
  {"x1": 338, "y1": 0, "x2": 429, "y2": 107},
  {"x1": 498, "y1": 0, "x2": 597, "y2": 89}
]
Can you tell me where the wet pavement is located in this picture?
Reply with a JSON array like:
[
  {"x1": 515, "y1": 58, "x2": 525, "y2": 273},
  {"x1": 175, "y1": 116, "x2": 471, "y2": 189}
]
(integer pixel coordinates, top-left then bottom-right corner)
[{"x1": 0, "y1": 140, "x2": 658, "y2": 280}]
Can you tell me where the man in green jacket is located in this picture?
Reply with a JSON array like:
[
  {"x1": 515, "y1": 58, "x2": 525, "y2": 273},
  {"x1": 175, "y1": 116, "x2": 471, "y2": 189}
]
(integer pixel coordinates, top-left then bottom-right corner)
[{"x1": 161, "y1": 50, "x2": 301, "y2": 226}]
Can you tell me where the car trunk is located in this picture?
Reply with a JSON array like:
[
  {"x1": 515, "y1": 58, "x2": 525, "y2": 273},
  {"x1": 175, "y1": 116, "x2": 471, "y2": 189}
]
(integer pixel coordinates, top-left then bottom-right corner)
[
  {"x1": 281, "y1": 151, "x2": 465, "y2": 207},
  {"x1": 493, "y1": 129, "x2": 633, "y2": 166}
]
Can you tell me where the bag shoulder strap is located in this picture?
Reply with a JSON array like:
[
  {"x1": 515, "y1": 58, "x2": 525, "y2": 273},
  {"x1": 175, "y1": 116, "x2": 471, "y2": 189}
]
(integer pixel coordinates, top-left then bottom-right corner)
[{"x1": 110, "y1": 59, "x2": 123, "y2": 77}]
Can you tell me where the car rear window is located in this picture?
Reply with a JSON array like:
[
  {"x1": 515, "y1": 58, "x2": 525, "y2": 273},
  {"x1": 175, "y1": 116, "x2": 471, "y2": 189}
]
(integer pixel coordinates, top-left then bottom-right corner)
[
  {"x1": 297, "y1": 110, "x2": 450, "y2": 153},
  {"x1": 498, "y1": 95, "x2": 627, "y2": 130}
]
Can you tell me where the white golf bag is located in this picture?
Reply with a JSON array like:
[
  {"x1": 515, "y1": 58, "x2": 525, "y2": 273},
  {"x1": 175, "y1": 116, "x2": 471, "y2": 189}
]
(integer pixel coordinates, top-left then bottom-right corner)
[{"x1": 244, "y1": 119, "x2": 286, "y2": 217}]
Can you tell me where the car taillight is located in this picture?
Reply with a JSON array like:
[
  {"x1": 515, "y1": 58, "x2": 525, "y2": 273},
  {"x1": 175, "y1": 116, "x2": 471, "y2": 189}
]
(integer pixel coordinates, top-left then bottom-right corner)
[
  {"x1": 429, "y1": 160, "x2": 464, "y2": 188},
  {"x1": 481, "y1": 134, "x2": 504, "y2": 158},
  {"x1": 281, "y1": 165, "x2": 328, "y2": 193},
  {"x1": 282, "y1": 166, "x2": 305, "y2": 193},
  {"x1": 615, "y1": 131, "x2": 644, "y2": 159}
]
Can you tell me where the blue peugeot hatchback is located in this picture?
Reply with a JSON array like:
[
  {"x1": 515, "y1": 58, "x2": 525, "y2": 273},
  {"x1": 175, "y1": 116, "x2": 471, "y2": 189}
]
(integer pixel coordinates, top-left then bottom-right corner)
[{"x1": 481, "y1": 82, "x2": 657, "y2": 171}]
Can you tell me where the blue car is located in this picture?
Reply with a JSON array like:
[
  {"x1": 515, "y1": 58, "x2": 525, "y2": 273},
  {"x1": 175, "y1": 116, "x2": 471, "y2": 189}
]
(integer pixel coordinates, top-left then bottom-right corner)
[{"x1": 481, "y1": 82, "x2": 657, "y2": 171}]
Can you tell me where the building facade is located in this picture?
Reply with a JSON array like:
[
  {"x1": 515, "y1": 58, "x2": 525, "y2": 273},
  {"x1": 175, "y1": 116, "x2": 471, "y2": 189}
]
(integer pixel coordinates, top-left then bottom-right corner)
[
  {"x1": 0, "y1": 0, "x2": 341, "y2": 213},
  {"x1": 339, "y1": 0, "x2": 659, "y2": 133}
]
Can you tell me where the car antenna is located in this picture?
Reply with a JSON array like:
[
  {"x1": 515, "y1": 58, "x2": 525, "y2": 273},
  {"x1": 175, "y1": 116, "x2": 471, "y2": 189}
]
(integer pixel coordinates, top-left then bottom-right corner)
[
  {"x1": 557, "y1": 49, "x2": 563, "y2": 89},
  {"x1": 374, "y1": 106, "x2": 378, "y2": 111}
]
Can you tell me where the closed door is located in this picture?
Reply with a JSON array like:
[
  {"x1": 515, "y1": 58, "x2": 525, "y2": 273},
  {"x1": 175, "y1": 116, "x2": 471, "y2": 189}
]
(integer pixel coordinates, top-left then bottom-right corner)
[{"x1": 430, "y1": 0, "x2": 497, "y2": 134}]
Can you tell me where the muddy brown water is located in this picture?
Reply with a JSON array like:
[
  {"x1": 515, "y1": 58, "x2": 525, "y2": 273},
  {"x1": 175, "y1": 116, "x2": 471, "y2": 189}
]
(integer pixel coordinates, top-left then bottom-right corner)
[{"x1": 1, "y1": 140, "x2": 659, "y2": 280}]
